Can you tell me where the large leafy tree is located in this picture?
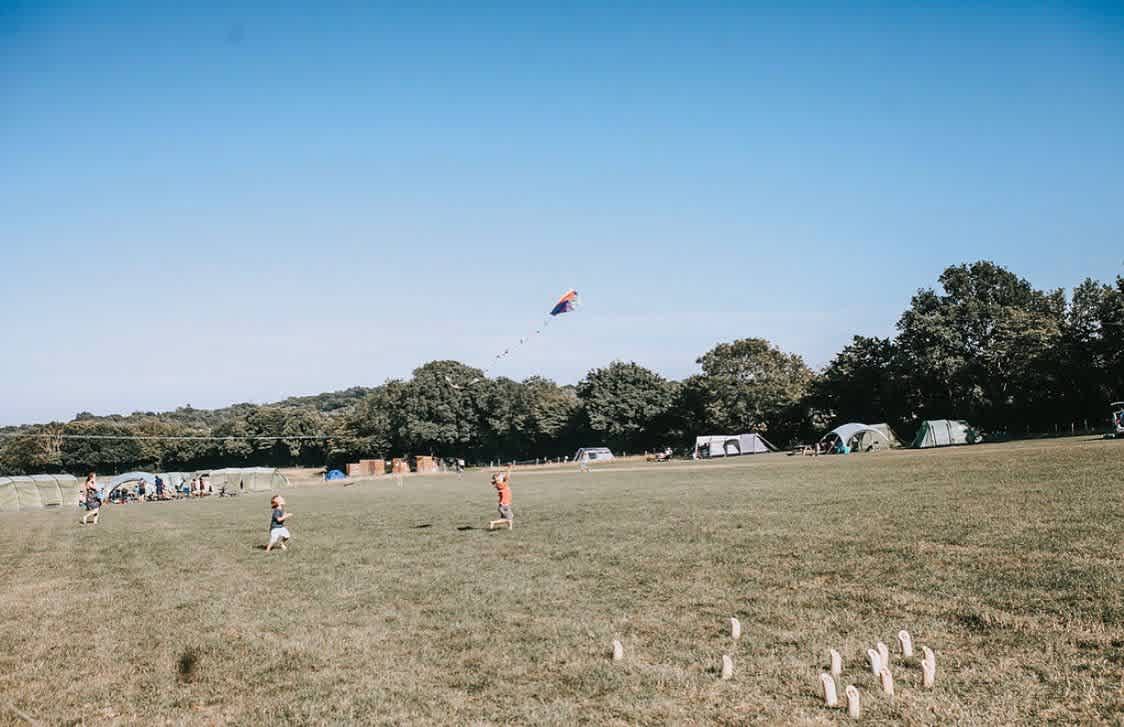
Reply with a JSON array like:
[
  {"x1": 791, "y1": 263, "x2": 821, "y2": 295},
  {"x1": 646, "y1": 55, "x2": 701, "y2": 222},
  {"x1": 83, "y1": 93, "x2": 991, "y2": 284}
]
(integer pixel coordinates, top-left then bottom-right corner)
[
  {"x1": 576, "y1": 362, "x2": 676, "y2": 452},
  {"x1": 809, "y1": 336, "x2": 909, "y2": 430},
  {"x1": 695, "y1": 338, "x2": 812, "y2": 441},
  {"x1": 0, "y1": 424, "x2": 64, "y2": 475},
  {"x1": 896, "y1": 261, "x2": 1065, "y2": 431},
  {"x1": 60, "y1": 421, "x2": 144, "y2": 474},
  {"x1": 398, "y1": 361, "x2": 489, "y2": 455}
]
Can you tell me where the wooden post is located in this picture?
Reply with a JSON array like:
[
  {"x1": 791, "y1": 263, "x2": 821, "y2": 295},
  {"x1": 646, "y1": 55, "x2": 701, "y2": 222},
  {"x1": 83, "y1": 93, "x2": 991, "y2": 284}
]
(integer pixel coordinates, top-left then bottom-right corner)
[
  {"x1": 877, "y1": 641, "x2": 890, "y2": 669},
  {"x1": 611, "y1": 640, "x2": 623, "y2": 661},
  {"x1": 867, "y1": 648, "x2": 882, "y2": 675},
  {"x1": 830, "y1": 649, "x2": 842, "y2": 677},
  {"x1": 730, "y1": 617, "x2": 741, "y2": 640},
  {"x1": 897, "y1": 630, "x2": 913, "y2": 658},
  {"x1": 720, "y1": 654, "x2": 734, "y2": 680},
  {"x1": 879, "y1": 667, "x2": 894, "y2": 697},
  {"x1": 846, "y1": 686, "x2": 861, "y2": 718},
  {"x1": 820, "y1": 673, "x2": 839, "y2": 707}
]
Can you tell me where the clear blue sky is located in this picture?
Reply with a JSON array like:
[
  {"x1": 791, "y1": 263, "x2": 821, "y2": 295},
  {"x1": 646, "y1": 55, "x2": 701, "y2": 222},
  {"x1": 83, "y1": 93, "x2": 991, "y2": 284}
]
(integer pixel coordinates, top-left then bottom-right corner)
[{"x1": 2, "y1": 1, "x2": 1122, "y2": 425}]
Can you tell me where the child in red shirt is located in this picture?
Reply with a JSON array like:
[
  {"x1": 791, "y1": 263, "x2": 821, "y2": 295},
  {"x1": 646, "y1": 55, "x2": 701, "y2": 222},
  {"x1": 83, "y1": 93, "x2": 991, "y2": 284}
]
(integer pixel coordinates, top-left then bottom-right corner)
[{"x1": 488, "y1": 465, "x2": 514, "y2": 530}]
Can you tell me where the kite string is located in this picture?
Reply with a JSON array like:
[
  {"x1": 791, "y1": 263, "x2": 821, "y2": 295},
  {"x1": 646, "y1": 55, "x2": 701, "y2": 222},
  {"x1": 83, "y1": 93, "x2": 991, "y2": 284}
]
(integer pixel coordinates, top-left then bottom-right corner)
[{"x1": 480, "y1": 315, "x2": 552, "y2": 377}]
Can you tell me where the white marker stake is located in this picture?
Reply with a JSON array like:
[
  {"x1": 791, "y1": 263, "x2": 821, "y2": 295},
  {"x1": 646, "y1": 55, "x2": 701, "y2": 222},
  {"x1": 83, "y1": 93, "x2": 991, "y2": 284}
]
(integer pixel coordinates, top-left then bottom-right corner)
[
  {"x1": 730, "y1": 617, "x2": 741, "y2": 640},
  {"x1": 922, "y1": 656, "x2": 936, "y2": 688},
  {"x1": 612, "y1": 640, "x2": 623, "y2": 661},
  {"x1": 830, "y1": 649, "x2": 843, "y2": 677},
  {"x1": 877, "y1": 641, "x2": 890, "y2": 669},
  {"x1": 867, "y1": 648, "x2": 882, "y2": 675},
  {"x1": 846, "y1": 685, "x2": 861, "y2": 718},
  {"x1": 921, "y1": 646, "x2": 936, "y2": 672},
  {"x1": 721, "y1": 654, "x2": 734, "y2": 680},
  {"x1": 898, "y1": 630, "x2": 913, "y2": 658},
  {"x1": 820, "y1": 673, "x2": 839, "y2": 707},
  {"x1": 879, "y1": 666, "x2": 895, "y2": 698}
]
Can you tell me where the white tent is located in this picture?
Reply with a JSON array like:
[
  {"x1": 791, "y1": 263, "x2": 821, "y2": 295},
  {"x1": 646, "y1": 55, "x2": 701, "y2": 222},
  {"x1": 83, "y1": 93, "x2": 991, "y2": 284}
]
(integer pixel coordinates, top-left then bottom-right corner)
[
  {"x1": 820, "y1": 423, "x2": 892, "y2": 453},
  {"x1": 693, "y1": 433, "x2": 775, "y2": 459},
  {"x1": 911, "y1": 420, "x2": 979, "y2": 448},
  {"x1": 0, "y1": 474, "x2": 81, "y2": 513},
  {"x1": 202, "y1": 467, "x2": 289, "y2": 493}
]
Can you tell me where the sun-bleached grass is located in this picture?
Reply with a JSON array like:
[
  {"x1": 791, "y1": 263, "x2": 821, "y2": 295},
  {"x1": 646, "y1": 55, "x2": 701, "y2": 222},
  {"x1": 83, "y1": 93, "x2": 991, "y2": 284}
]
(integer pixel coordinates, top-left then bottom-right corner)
[{"x1": 1, "y1": 438, "x2": 1121, "y2": 725}]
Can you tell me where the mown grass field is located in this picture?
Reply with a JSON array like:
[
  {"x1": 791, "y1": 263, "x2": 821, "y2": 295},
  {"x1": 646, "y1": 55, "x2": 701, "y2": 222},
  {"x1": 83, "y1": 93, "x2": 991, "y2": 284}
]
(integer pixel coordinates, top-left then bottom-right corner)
[{"x1": 2, "y1": 438, "x2": 1122, "y2": 725}]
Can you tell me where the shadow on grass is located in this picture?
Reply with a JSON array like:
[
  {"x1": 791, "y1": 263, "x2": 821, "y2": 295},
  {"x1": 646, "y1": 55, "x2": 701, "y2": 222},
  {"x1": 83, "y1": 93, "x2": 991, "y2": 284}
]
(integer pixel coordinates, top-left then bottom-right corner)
[
  {"x1": 456, "y1": 526, "x2": 477, "y2": 531},
  {"x1": 412, "y1": 524, "x2": 433, "y2": 529}
]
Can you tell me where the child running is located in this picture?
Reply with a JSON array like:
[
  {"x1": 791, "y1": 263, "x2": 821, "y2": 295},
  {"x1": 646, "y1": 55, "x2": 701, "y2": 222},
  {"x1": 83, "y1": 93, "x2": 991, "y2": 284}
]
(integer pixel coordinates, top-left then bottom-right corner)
[
  {"x1": 488, "y1": 465, "x2": 514, "y2": 531},
  {"x1": 266, "y1": 495, "x2": 293, "y2": 552},
  {"x1": 81, "y1": 472, "x2": 100, "y2": 525}
]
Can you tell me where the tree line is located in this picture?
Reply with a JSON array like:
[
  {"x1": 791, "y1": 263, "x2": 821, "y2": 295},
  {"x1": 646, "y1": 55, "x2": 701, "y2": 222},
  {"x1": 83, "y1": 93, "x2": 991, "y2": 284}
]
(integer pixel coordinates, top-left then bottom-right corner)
[{"x1": 1, "y1": 261, "x2": 1120, "y2": 476}]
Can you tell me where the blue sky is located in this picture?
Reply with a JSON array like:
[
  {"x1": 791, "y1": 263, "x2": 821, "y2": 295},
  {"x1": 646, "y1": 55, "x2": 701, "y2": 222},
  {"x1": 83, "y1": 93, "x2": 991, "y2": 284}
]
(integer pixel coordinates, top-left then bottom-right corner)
[{"x1": 2, "y1": 1, "x2": 1122, "y2": 425}]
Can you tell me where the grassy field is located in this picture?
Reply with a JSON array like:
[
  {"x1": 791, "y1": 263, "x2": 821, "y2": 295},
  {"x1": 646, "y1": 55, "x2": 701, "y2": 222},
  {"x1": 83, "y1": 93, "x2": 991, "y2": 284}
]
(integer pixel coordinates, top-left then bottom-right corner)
[{"x1": 2, "y1": 438, "x2": 1122, "y2": 726}]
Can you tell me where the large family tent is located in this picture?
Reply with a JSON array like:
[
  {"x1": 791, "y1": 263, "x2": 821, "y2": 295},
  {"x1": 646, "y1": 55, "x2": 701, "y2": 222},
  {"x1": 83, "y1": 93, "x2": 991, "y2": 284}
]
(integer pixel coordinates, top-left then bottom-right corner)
[
  {"x1": 203, "y1": 467, "x2": 289, "y2": 493},
  {"x1": 0, "y1": 474, "x2": 80, "y2": 512},
  {"x1": 693, "y1": 433, "x2": 775, "y2": 458},
  {"x1": 911, "y1": 420, "x2": 979, "y2": 448},
  {"x1": 820, "y1": 423, "x2": 893, "y2": 453}
]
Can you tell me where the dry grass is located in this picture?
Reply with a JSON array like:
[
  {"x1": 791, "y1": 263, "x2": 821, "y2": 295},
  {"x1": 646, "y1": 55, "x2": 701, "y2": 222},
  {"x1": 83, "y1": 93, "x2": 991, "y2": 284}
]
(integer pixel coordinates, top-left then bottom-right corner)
[{"x1": 1, "y1": 438, "x2": 1121, "y2": 725}]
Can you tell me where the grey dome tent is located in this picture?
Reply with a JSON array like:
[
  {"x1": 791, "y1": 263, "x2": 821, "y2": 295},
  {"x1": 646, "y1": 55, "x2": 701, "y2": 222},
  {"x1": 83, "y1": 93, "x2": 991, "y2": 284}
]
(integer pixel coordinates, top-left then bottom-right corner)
[
  {"x1": 911, "y1": 420, "x2": 979, "y2": 448},
  {"x1": 0, "y1": 474, "x2": 81, "y2": 513},
  {"x1": 820, "y1": 423, "x2": 892, "y2": 453},
  {"x1": 693, "y1": 433, "x2": 775, "y2": 459},
  {"x1": 105, "y1": 472, "x2": 156, "y2": 500}
]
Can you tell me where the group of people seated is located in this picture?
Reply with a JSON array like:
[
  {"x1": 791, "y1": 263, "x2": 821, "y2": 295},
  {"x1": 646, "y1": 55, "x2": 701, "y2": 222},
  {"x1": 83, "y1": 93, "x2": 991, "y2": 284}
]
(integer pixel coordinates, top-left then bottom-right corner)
[{"x1": 111, "y1": 475, "x2": 240, "y2": 504}]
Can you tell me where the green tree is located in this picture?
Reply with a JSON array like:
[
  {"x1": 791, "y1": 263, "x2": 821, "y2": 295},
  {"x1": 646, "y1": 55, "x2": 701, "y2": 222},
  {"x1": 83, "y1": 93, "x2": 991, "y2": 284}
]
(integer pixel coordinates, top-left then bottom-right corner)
[
  {"x1": 896, "y1": 261, "x2": 1065, "y2": 431},
  {"x1": 809, "y1": 336, "x2": 908, "y2": 431},
  {"x1": 397, "y1": 361, "x2": 489, "y2": 455},
  {"x1": 60, "y1": 421, "x2": 143, "y2": 474},
  {"x1": 0, "y1": 424, "x2": 64, "y2": 475},
  {"x1": 576, "y1": 362, "x2": 676, "y2": 452},
  {"x1": 695, "y1": 338, "x2": 812, "y2": 441}
]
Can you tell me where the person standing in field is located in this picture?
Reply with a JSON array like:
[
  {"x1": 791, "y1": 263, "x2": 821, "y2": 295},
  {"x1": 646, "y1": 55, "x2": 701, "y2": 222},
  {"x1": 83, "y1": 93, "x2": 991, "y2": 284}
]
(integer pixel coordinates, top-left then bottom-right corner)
[
  {"x1": 81, "y1": 472, "x2": 100, "y2": 525},
  {"x1": 488, "y1": 465, "x2": 514, "y2": 530},
  {"x1": 266, "y1": 495, "x2": 292, "y2": 552}
]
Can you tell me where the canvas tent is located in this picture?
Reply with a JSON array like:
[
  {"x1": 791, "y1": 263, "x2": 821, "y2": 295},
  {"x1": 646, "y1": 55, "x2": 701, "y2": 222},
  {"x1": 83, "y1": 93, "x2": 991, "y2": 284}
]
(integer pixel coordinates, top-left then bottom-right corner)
[
  {"x1": 869, "y1": 423, "x2": 904, "y2": 448},
  {"x1": 693, "y1": 433, "x2": 775, "y2": 459},
  {"x1": 820, "y1": 423, "x2": 893, "y2": 453},
  {"x1": 911, "y1": 419, "x2": 979, "y2": 448},
  {"x1": 202, "y1": 467, "x2": 289, "y2": 493},
  {"x1": 0, "y1": 474, "x2": 80, "y2": 513}
]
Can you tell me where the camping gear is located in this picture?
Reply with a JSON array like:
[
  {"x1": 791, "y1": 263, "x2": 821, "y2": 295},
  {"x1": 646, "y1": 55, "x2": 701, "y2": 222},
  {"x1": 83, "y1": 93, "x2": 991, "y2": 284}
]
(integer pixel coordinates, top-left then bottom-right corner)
[
  {"x1": 911, "y1": 419, "x2": 979, "y2": 448},
  {"x1": 325, "y1": 469, "x2": 346, "y2": 481},
  {"x1": 692, "y1": 434, "x2": 775, "y2": 459}
]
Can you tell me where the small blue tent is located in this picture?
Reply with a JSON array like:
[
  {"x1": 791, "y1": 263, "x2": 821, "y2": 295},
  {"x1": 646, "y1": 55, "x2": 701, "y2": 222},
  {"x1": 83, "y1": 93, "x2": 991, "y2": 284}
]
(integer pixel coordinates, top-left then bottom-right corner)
[{"x1": 325, "y1": 469, "x2": 346, "y2": 481}]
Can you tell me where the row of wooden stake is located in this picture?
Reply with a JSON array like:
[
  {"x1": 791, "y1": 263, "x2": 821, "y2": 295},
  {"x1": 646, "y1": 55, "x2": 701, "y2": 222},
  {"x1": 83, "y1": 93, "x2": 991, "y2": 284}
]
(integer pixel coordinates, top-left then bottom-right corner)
[{"x1": 609, "y1": 623, "x2": 937, "y2": 720}]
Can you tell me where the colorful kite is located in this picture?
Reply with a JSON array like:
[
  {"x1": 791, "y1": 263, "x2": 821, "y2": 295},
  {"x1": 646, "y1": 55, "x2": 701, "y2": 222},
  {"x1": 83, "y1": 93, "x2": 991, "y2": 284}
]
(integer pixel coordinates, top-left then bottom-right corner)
[{"x1": 550, "y1": 289, "x2": 579, "y2": 316}]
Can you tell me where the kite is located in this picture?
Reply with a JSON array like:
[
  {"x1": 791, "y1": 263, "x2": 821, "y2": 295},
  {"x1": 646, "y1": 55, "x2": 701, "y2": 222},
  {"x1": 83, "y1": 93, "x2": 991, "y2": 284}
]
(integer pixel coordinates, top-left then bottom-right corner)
[
  {"x1": 446, "y1": 289, "x2": 581, "y2": 389},
  {"x1": 550, "y1": 289, "x2": 579, "y2": 316}
]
